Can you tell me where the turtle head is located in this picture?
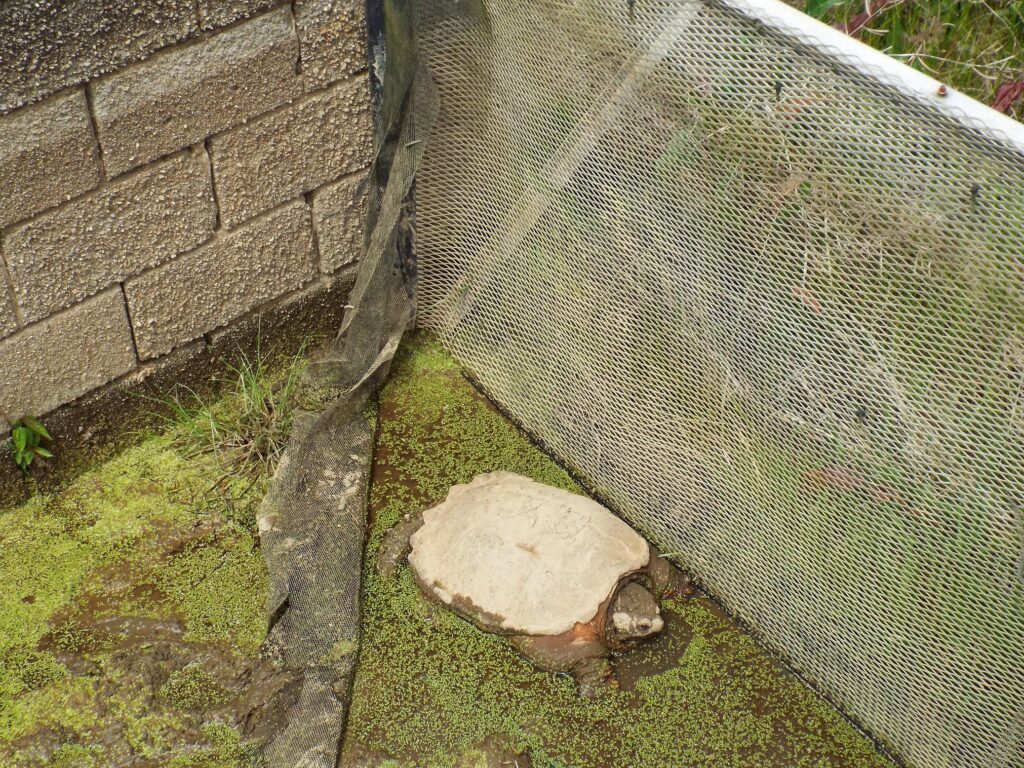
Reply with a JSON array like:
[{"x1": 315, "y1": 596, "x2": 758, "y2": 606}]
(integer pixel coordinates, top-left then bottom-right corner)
[{"x1": 607, "y1": 581, "x2": 664, "y2": 645}]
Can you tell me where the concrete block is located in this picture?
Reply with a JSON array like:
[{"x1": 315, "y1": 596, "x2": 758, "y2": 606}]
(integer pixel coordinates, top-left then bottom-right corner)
[
  {"x1": 0, "y1": 1, "x2": 196, "y2": 114},
  {"x1": 1, "y1": 248, "x2": 17, "y2": 339},
  {"x1": 197, "y1": 0, "x2": 281, "y2": 30},
  {"x1": 125, "y1": 199, "x2": 316, "y2": 359},
  {"x1": 312, "y1": 172, "x2": 367, "y2": 272},
  {"x1": 294, "y1": 0, "x2": 367, "y2": 89},
  {"x1": 207, "y1": 264, "x2": 356, "y2": 359},
  {"x1": 92, "y1": 8, "x2": 302, "y2": 176},
  {"x1": 0, "y1": 288, "x2": 136, "y2": 421},
  {"x1": 0, "y1": 286, "x2": 15, "y2": 340},
  {"x1": 210, "y1": 75, "x2": 373, "y2": 227},
  {"x1": 0, "y1": 90, "x2": 101, "y2": 228},
  {"x1": 4, "y1": 151, "x2": 216, "y2": 324}
]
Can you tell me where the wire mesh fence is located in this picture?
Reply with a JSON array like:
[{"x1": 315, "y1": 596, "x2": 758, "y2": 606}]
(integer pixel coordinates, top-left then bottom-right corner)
[{"x1": 406, "y1": 0, "x2": 1024, "y2": 765}]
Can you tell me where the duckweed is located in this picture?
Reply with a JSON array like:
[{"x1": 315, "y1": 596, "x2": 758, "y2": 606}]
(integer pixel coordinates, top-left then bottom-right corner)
[
  {"x1": 0, "y1": 430, "x2": 267, "y2": 765},
  {"x1": 342, "y1": 332, "x2": 895, "y2": 768},
  {"x1": 159, "y1": 665, "x2": 232, "y2": 711}
]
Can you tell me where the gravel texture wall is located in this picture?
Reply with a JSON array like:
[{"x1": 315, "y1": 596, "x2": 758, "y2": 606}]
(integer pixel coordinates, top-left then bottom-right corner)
[{"x1": 0, "y1": 0, "x2": 371, "y2": 427}]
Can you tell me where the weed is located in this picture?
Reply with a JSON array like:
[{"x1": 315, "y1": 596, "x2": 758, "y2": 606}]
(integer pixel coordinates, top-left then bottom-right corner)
[
  {"x1": 151, "y1": 343, "x2": 307, "y2": 480},
  {"x1": 6, "y1": 418, "x2": 52, "y2": 472},
  {"x1": 793, "y1": 0, "x2": 1024, "y2": 119}
]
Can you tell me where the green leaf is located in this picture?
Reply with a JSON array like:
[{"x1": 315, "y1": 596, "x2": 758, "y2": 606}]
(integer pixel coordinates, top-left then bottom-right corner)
[
  {"x1": 34, "y1": 447, "x2": 54, "y2": 459},
  {"x1": 805, "y1": 0, "x2": 850, "y2": 19},
  {"x1": 13, "y1": 446, "x2": 33, "y2": 469},
  {"x1": 12, "y1": 428, "x2": 27, "y2": 453},
  {"x1": 23, "y1": 416, "x2": 50, "y2": 440}
]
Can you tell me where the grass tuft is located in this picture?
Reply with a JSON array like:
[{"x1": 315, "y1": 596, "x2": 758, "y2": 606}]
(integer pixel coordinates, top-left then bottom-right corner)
[
  {"x1": 793, "y1": 0, "x2": 1024, "y2": 119},
  {"x1": 151, "y1": 342, "x2": 308, "y2": 481}
]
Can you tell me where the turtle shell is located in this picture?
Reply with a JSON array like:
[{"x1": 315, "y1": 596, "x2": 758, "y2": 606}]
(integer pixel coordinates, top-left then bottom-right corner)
[{"x1": 408, "y1": 472, "x2": 650, "y2": 636}]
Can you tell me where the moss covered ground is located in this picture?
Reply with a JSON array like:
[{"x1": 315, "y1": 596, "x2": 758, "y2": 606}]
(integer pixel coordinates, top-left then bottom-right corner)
[
  {"x1": 341, "y1": 333, "x2": 895, "y2": 768},
  {"x1": 1, "y1": 330, "x2": 901, "y2": 767},
  {"x1": 0, "y1": 403, "x2": 270, "y2": 766}
]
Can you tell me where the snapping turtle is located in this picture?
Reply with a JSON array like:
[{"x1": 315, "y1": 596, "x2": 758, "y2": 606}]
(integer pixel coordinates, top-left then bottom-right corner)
[{"x1": 378, "y1": 472, "x2": 691, "y2": 696}]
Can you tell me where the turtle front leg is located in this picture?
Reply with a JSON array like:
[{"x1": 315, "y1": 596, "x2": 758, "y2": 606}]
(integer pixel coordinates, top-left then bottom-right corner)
[
  {"x1": 648, "y1": 548, "x2": 694, "y2": 599},
  {"x1": 376, "y1": 511, "x2": 425, "y2": 578},
  {"x1": 572, "y1": 655, "x2": 616, "y2": 699}
]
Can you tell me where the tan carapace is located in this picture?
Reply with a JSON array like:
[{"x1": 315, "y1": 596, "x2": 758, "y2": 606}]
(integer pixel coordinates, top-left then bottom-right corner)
[{"x1": 378, "y1": 472, "x2": 691, "y2": 695}]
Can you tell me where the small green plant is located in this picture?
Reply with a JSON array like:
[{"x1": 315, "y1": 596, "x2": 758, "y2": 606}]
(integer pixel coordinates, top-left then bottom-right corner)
[
  {"x1": 791, "y1": 0, "x2": 1024, "y2": 119},
  {"x1": 6, "y1": 417, "x2": 53, "y2": 471},
  {"x1": 152, "y1": 341, "x2": 307, "y2": 479},
  {"x1": 803, "y1": 0, "x2": 847, "y2": 18}
]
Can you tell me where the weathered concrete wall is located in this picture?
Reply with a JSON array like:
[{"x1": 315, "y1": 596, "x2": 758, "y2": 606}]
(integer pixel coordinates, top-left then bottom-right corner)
[{"x1": 0, "y1": 0, "x2": 371, "y2": 426}]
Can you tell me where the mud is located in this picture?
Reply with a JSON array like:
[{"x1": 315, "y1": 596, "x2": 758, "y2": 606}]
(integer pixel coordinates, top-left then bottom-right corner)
[
  {"x1": 613, "y1": 603, "x2": 695, "y2": 693},
  {"x1": 18, "y1": 554, "x2": 294, "y2": 766}
]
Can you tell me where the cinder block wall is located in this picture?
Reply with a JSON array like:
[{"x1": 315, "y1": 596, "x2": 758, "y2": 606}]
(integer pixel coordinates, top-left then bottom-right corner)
[{"x1": 0, "y1": 0, "x2": 371, "y2": 427}]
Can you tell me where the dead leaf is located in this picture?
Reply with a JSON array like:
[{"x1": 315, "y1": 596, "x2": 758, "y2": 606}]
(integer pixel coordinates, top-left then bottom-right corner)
[
  {"x1": 992, "y1": 81, "x2": 1024, "y2": 114},
  {"x1": 780, "y1": 171, "x2": 809, "y2": 200},
  {"x1": 774, "y1": 95, "x2": 828, "y2": 120},
  {"x1": 803, "y1": 464, "x2": 915, "y2": 512},
  {"x1": 803, "y1": 465, "x2": 867, "y2": 494}
]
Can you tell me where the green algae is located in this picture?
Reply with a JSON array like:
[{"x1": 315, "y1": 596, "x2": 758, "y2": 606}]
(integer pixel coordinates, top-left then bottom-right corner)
[
  {"x1": 47, "y1": 742, "x2": 104, "y2": 768},
  {"x1": 0, "y1": 440, "x2": 189, "y2": 658},
  {"x1": 0, "y1": 675, "x2": 97, "y2": 748},
  {"x1": 167, "y1": 723, "x2": 261, "y2": 768},
  {"x1": 0, "y1": 420, "x2": 269, "y2": 766},
  {"x1": 159, "y1": 665, "x2": 233, "y2": 711},
  {"x1": 0, "y1": 342, "x2": 326, "y2": 766},
  {"x1": 342, "y1": 332, "x2": 895, "y2": 768},
  {"x1": 152, "y1": 532, "x2": 267, "y2": 656}
]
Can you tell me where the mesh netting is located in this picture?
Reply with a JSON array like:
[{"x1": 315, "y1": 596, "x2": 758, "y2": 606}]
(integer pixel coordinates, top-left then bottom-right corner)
[
  {"x1": 406, "y1": 1, "x2": 1024, "y2": 765},
  {"x1": 254, "y1": 2, "x2": 431, "y2": 764}
]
